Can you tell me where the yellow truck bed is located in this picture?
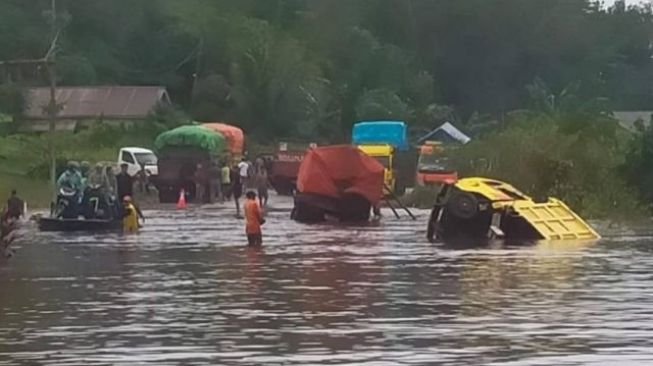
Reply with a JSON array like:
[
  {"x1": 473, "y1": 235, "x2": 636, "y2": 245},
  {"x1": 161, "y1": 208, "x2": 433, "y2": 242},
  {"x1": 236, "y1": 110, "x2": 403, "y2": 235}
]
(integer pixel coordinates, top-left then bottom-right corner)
[
  {"x1": 453, "y1": 177, "x2": 600, "y2": 241},
  {"x1": 512, "y1": 199, "x2": 600, "y2": 240}
]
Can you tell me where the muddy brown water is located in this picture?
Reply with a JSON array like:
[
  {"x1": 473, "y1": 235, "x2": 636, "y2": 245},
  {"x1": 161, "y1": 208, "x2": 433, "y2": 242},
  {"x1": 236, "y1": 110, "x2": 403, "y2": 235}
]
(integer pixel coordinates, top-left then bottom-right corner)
[{"x1": 1, "y1": 196, "x2": 653, "y2": 365}]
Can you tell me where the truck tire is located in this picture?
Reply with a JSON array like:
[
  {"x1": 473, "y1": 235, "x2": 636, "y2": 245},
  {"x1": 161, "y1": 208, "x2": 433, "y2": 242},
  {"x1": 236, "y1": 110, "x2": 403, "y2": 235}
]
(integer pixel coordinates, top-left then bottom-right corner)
[
  {"x1": 427, "y1": 207, "x2": 438, "y2": 243},
  {"x1": 446, "y1": 191, "x2": 478, "y2": 220}
]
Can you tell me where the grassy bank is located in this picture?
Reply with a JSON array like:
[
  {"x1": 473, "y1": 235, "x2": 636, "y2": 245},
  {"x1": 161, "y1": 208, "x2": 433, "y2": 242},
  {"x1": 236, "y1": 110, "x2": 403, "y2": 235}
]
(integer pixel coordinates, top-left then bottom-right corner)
[
  {"x1": 0, "y1": 131, "x2": 121, "y2": 208},
  {"x1": 0, "y1": 174, "x2": 50, "y2": 209}
]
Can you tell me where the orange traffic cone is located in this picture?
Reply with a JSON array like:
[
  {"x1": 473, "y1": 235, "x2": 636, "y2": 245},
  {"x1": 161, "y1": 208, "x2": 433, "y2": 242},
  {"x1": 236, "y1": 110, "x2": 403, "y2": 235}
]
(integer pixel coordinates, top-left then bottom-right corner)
[{"x1": 176, "y1": 189, "x2": 187, "y2": 209}]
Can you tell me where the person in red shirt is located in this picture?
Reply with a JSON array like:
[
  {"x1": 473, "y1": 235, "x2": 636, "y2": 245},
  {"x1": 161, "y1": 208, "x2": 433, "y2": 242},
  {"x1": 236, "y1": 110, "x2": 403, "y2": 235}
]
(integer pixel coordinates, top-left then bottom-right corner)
[{"x1": 244, "y1": 191, "x2": 264, "y2": 246}]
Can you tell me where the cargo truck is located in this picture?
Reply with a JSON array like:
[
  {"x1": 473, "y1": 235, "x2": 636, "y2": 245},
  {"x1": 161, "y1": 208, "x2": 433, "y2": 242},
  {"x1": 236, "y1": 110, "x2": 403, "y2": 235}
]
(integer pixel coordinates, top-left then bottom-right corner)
[
  {"x1": 154, "y1": 125, "x2": 226, "y2": 203},
  {"x1": 352, "y1": 121, "x2": 414, "y2": 196}
]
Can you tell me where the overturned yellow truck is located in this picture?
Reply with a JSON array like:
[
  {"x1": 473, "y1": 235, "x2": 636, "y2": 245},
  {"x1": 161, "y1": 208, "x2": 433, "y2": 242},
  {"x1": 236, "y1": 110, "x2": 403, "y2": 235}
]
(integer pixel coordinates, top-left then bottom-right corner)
[{"x1": 427, "y1": 177, "x2": 600, "y2": 243}]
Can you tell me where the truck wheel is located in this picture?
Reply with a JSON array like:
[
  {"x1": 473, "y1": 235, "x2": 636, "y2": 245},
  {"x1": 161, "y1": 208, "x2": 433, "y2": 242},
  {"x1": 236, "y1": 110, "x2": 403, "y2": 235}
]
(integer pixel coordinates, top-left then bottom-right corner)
[
  {"x1": 427, "y1": 209, "x2": 438, "y2": 243},
  {"x1": 446, "y1": 191, "x2": 478, "y2": 220}
]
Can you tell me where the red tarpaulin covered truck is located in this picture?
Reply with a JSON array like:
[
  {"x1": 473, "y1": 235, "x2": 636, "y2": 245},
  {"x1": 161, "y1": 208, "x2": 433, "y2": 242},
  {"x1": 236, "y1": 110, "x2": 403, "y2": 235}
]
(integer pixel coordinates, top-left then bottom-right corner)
[{"x1": 292, "y1": 145, "x2": 385, "y2": 223}]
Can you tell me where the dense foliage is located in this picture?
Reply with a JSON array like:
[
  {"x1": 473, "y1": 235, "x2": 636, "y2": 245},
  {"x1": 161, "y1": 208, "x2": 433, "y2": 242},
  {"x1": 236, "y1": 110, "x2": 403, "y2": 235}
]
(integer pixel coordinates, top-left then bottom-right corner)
[
  {"x1": 1, "y1": 0, "x2": 653, "y2": 215},
  {"x1": 0, "y1": 0, "x2": 652, "y2": 137}
]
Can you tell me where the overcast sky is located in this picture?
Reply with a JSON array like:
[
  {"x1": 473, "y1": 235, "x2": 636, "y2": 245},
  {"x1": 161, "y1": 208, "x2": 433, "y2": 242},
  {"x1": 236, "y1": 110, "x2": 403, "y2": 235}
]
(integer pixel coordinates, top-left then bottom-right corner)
[{"x1": 602, "y1": 0, "x2": 650, "y2": 7}]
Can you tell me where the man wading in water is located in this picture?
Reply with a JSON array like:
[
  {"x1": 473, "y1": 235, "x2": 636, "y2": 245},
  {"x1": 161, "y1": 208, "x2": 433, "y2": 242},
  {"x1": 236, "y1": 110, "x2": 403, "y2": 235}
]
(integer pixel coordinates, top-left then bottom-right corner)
[
  {"x1": 231, "y1": 163, "x2": 243, "y2": 217},
  {"x1": 244, "y1": 191, "x2": 264, "y2": 247},
  {"x1": 6, "y1": 190, "x2": 24, "y2": 220}
]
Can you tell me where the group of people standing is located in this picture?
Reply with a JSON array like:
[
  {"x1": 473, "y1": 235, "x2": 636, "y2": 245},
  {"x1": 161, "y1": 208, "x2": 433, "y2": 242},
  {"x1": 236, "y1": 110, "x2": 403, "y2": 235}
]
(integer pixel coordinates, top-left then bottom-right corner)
[
  {"x1": 56, "y1": 161, "x2": 136, "y2": 202},
  {"x1": 194, "y1": 157, "x2": 270, "y2": 213},
  {"x1": 56, "y1": 161, "x2": 144, "y2": 230}
]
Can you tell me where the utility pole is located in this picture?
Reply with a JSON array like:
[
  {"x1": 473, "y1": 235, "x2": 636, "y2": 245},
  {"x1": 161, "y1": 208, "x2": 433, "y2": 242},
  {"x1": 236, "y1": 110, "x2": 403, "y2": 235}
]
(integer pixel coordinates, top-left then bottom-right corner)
[
  {"x1": 189, "y1": 37, "x2": 203, "y2": 114},
  {"x1": 0, "y1": 1, "x2": 60, "y2": 204},
  {"x1": 47, "y1": 0, "x2": 58, "y2": 203}
]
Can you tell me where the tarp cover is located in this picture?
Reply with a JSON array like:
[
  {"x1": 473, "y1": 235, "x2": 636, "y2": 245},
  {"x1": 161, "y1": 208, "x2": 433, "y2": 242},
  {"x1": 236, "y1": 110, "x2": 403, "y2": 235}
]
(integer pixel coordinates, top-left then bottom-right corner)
[
  {"x1": 352, "y1": 121, "x2": 409, "y2": 151},
  {"x1": 154, "y1": 125, "x2": 225, "y2": 154},
  {"x1": 297, "y1": 145, "x2": 385, "y2": 204},
  {"x1": 201, "y1": 122, "x2": 245, "y2": 154}
]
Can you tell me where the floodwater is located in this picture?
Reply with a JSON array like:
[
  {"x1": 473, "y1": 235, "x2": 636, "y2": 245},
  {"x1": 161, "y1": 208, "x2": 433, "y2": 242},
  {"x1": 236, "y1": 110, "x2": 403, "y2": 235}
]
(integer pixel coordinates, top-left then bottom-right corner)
[{"x1": 2, "y1": 197, "x2": 653, "y2": 365}]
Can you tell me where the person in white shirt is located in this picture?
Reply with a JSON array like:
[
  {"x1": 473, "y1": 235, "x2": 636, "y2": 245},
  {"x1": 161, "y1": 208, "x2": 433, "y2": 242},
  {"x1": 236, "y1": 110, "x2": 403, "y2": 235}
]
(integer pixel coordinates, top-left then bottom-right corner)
[{"x1": 238, "y1": 158, "x2": 251, "y2": 188}]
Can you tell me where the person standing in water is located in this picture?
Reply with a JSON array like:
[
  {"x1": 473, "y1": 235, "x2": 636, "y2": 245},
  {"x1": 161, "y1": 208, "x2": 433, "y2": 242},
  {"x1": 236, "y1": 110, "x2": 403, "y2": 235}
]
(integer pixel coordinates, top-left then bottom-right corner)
[
  {"x1": 115, "y1": 163, "x2": 134, "y2": 201},
  {"x1": 122, "y1": 196, "x2": 144, "y2": 233},
  {"x1": 221, "y1": 160, "x2": 231, "y2": 201},
  {"x1": 6, "y1": 190, "x2": 24, "y2": 220},
  {"x1": 231, "y1": 163, "x2": 243, "y2": 217},
  {"x1": 254, "y1": 159, "x2": 269, "y2": 208},
  {"x1": 244, "y1": 191, "x2": 264, "y2": 247},
  {"x1": 122, "y1": 196, "x2": 138, "y2": 233},
  {"x1": 238, "y1": 158, "x2": 251, "y2": 189}
]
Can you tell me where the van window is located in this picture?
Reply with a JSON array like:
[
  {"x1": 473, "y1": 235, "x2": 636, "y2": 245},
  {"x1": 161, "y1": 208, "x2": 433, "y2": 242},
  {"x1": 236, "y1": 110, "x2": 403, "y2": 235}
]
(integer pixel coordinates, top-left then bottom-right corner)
[{"x1": 121, "y1": 151, "x2": 135, "y2": 164}]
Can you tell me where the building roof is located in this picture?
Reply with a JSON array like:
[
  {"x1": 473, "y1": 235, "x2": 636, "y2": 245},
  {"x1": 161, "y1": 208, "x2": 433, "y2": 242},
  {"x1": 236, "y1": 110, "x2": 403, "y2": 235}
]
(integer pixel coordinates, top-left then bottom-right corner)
[
  {"x1": 613, "y1": 111, "x2": 652, "y2": 132},
  {"x1": 417, "y1": 122, "x2": 471, "y2": 144},
  {"x1": 24, "y1": 86, "x2": 170, "y2": 120}
]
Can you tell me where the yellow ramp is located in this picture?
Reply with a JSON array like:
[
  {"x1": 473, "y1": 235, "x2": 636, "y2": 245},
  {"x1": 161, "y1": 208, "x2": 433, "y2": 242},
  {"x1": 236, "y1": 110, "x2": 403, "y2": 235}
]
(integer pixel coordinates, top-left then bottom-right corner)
[{"x1": 512, "y1": 199, "x2": 601, "y2": 240}]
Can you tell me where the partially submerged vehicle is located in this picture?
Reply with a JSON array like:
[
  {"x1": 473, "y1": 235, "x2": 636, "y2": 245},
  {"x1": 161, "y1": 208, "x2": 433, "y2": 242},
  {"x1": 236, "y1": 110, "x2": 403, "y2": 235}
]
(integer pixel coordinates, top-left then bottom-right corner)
[
  {"x1": 155, "y1": 125, "x2": 225, "y2": 203},
  {"x1": 292, "y1": 145, "x2": 384, "y2": 223},
  {"x1": 427, "y1": 177, "x2": 600, "y2": 243}
]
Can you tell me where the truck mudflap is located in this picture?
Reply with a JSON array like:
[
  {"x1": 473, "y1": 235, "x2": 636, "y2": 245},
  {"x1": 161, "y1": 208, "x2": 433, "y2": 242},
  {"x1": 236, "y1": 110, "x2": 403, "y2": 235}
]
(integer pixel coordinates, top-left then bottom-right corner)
[{"x1": 511, "y1": 199, "x2": 601, "y2": 241}]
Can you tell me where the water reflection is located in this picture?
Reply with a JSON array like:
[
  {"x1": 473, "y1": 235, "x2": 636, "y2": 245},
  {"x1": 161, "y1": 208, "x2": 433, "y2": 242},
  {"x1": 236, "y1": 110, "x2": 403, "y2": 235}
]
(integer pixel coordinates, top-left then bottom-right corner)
[{"x1": 1, "y1": 199, "x2": 653, "y2": 365}]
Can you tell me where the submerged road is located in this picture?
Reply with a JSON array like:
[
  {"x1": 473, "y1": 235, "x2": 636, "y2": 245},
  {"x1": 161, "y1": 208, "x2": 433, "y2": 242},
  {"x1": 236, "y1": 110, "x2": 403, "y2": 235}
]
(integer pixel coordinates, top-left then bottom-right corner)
[{"x1": 1, "y1": 196, "x2": 653, "y2": 365}]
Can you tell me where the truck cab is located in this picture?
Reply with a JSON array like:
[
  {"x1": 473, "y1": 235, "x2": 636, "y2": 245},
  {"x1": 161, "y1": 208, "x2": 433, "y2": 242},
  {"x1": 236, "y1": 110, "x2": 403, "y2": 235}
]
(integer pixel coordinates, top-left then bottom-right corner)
[
  {"x1": 416, "y1": 142, "x2": 458, "y2": 185},
  {"x1": 118, "y1": 147, "x2": 158, "y2": 177},
  {"x1": 352, "y1": 121, "x2": 410, "y2": 196},
  {"x1": 357, "y1": 144, "x2": 397, "y2": 194}
]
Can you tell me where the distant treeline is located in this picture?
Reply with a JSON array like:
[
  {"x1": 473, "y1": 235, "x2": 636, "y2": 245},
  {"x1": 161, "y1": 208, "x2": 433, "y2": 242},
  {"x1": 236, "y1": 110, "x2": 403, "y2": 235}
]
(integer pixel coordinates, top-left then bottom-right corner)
[{"x1": 0, "y1": 0, "x2": 651, "y2": 139}]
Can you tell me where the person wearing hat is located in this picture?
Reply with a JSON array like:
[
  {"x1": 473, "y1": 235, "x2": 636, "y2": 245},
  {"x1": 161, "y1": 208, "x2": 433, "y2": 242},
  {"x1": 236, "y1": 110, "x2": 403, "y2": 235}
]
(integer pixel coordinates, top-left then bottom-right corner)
[
  {"x1": 122, "y1": 196, "x2": 144, "y2": 233},
  {"x1": 88, "y1": 163, "x2": 110, "y2": 190},
  {"x1": 56, "y1": 161, "x2": 83, "y2": 194}
]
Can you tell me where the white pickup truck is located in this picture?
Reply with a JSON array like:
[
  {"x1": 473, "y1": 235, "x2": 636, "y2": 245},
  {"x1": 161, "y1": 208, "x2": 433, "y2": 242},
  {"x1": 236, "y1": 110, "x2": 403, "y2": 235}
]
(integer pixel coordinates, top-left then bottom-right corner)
[{"x1": 117, "y1": 147, "x2": 158, "y2": 178}]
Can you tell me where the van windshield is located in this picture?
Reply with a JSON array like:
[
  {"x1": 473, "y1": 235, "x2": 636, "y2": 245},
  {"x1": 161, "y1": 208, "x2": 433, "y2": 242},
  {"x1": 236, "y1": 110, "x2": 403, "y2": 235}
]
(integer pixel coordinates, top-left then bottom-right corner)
[{"x1": 134, "y1": 152, "x2": 157, "y2": 165}]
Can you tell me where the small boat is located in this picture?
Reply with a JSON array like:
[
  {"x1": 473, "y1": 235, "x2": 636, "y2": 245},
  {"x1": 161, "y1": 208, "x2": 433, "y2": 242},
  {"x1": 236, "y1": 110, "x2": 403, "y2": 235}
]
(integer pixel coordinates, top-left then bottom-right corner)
[
  {"x1": 38, "y1": 217, "x2": 122, "y2": 232},
  {"x1": 427, "y1": 177, "x2": 600, "y2": 243}
]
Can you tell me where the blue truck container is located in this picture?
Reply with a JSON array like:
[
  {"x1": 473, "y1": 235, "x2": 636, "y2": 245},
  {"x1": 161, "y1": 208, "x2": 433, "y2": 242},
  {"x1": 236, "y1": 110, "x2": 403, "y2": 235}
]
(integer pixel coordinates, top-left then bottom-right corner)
[{"x1": 352, "y1": 121, "x2": 409, "y2": 151}]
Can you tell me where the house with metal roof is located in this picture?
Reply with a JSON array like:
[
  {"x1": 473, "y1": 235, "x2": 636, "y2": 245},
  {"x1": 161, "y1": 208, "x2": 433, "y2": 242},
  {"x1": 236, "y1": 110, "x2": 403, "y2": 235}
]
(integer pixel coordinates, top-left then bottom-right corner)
[
  {"x1": 417, "y1": 122, "x2": 471, "y2": 145},
  {"x1": 20, "y1": 86, "x2": 171, "y2": 131},
  {"x1": 613, "y1": 111, "x2": 652, "y2": 132}
]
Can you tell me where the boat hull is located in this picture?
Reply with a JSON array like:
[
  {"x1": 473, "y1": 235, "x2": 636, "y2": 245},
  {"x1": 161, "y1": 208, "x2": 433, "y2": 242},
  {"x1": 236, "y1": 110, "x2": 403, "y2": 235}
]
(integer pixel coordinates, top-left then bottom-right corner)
[{"x1": 38, "y1": 218, "x2": 122, "y2": 232}]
